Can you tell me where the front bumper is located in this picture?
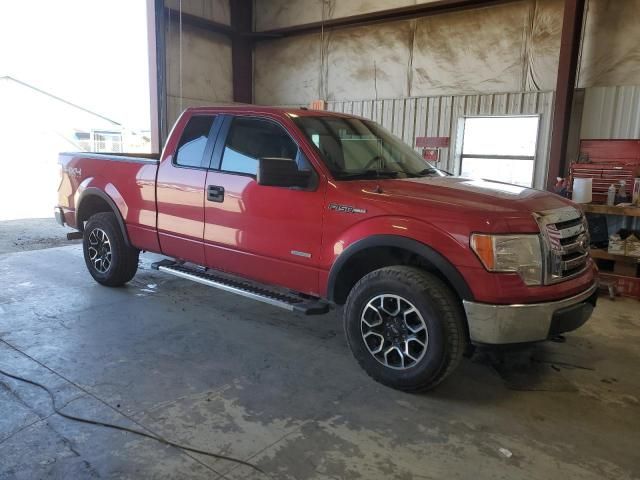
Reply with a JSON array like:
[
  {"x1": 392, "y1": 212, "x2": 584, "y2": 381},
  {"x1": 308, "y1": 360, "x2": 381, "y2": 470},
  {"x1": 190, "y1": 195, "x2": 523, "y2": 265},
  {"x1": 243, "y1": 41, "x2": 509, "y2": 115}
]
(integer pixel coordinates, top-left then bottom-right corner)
[
  {"x1": 54, "y1": 207, "x2": 65, "y2": 226},
  {"x1": 463, "y1": 282, "x2": 598, "y2": 345}
]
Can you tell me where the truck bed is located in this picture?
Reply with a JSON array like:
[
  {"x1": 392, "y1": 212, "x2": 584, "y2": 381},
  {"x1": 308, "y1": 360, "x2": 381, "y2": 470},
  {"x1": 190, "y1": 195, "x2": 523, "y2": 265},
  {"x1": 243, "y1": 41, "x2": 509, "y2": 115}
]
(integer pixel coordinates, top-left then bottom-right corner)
[
  {"x1": 57, "y1": 151, "x2": 161, "y2": 252},
  {"x1": 60, "y1": 151, "x2": 160, "y2": 162}
]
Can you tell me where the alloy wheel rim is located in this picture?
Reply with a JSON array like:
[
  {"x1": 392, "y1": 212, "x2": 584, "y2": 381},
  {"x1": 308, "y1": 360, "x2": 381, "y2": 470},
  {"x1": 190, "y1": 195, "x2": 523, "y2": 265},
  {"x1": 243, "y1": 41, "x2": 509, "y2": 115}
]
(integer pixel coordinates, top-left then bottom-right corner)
[
  {"x1": 360, "y1": 294, "x2": 428, "y2": 370},
  {"x1": 88, "y1": 228, "x2": 112, "y2": 273}
]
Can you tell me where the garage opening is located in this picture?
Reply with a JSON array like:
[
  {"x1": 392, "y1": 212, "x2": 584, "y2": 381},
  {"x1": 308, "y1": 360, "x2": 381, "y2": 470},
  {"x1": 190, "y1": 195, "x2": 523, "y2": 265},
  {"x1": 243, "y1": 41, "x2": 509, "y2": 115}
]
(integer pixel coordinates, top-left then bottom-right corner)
[{"x1": 459, "y1": 116, "x2": 540, "y2": 187}]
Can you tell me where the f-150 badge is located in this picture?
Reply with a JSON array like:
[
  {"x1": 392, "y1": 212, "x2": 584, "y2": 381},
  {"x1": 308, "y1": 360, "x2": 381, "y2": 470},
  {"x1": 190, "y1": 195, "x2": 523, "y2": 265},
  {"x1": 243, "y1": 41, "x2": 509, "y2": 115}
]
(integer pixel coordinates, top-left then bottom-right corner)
[{"x1": 328, "y1": 203, "x2": 367, "y2": 214}]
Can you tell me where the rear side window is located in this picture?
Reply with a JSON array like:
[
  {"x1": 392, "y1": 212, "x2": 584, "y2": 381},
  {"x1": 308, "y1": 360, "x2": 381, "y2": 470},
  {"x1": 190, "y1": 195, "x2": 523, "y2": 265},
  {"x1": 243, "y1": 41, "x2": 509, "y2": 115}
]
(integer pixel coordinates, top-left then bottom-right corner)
[
  {"x1": 174, "y1": 115, "x2": 215, "y2": 167},
  {"x1": 221, "y1": 117, "x2": 298, "y2": 175}
]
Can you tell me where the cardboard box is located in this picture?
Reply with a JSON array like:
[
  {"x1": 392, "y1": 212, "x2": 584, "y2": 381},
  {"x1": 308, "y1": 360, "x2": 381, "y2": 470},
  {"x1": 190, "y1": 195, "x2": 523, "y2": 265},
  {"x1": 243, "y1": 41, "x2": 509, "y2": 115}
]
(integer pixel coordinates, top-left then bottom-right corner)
[
  {"x1": 608, "y1": 234, "x2": 625, "y2": 255},
  {"x1": 633, "y1": 178, "x2": 640, "y2": 206},
  {"x1": 625, "y1": 234, "x2": 640, "y2": 258}
]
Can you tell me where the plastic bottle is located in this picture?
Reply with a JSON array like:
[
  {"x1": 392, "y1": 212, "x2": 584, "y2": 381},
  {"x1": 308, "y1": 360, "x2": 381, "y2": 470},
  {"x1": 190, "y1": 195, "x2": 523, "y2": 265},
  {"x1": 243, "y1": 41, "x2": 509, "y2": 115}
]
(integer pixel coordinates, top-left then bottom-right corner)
[
  {"x1": 615, "y1": 180, "x2": 628, "y2": 204},
  {"x1": 607, "y1": 184, "x2": 617, "y2": 206},
  {"x1": 572, "y1": 178, "x2": 593, "y2": 203}
]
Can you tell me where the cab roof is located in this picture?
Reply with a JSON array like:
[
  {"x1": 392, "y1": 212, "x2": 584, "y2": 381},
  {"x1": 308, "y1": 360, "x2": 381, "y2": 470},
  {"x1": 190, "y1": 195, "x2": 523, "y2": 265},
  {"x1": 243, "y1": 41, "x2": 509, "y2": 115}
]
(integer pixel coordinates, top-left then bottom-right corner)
[{"x1": 183, "y1": 104, "x2": 358, "y2": 119}]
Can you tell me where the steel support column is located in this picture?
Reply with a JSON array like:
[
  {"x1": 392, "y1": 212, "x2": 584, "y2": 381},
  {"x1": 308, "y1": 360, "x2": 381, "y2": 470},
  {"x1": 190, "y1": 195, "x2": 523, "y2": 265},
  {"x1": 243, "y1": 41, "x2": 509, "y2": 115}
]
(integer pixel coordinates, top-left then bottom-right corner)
[
  {"x1": 230, "y1": 0, "x2": 253, "y2": 103},
  {"x1": 150, "y1": 0, "x2": 167, "y2": 150},
  {"x1": 547, "y1": 0, "x2": 586, "y2": 189}
]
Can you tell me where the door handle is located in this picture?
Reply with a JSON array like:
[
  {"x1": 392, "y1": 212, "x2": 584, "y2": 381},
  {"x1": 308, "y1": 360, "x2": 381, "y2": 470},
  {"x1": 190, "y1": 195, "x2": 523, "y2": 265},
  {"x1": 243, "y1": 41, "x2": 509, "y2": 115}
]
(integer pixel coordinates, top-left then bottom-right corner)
[{"x1": 207, "y1": 185, "x2": 225, "y2": 203}]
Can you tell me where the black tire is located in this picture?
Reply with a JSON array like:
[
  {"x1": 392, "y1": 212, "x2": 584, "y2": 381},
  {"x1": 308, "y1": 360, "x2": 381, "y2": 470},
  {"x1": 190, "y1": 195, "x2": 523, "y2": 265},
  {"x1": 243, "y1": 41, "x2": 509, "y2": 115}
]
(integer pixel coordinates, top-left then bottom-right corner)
[
  {"x1": 343, "y1": 266, "x2": 467, "y2": 392},
  {"x1": 83, "y1": 212, "x2": 139, "y2": 287}
]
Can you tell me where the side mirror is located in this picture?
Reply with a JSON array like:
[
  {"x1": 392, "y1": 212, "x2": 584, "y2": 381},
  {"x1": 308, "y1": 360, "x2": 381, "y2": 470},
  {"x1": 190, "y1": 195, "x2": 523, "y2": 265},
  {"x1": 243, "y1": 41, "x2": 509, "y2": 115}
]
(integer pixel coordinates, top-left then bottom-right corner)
[{"x1": 257, "y1": 157, "x2": 312, "y2": 189}]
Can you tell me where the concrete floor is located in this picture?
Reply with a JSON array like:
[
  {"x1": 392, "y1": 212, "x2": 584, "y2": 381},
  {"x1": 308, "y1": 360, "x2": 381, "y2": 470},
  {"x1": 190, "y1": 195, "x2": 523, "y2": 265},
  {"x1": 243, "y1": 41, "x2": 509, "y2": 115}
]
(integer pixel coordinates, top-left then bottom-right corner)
[
  {"x1": 0, "y1": 244, "x2": 639, "y2": 480},
  {"x1": 0, "y1": 218, "x2": 79, "y2": 255}
]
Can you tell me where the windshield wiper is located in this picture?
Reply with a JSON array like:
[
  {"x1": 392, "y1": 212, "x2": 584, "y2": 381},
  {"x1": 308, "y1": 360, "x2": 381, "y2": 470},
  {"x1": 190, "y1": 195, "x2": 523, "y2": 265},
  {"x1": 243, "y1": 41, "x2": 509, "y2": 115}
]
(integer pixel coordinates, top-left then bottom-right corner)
[
  {"x1": 334, "y1": 170, "x2": 400, "y2": 180},
  {"x1": 406, "y1": 167, "x2": 448, "y2": 178}
]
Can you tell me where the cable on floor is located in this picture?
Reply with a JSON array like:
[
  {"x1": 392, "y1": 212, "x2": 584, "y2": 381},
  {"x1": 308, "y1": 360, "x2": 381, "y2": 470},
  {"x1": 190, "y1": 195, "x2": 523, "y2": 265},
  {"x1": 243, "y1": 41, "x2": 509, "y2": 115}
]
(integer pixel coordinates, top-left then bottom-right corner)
[{"x1": 0, "y1": 368, "x2": 268, "y2": 477}]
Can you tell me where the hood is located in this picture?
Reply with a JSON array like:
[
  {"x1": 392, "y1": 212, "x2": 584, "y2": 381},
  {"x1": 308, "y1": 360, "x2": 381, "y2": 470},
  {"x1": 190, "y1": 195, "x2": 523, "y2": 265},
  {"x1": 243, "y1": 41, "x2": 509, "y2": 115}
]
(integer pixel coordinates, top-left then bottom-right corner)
[{"x1": 372, "y1": 176, "x2": 573, "y2": 214}]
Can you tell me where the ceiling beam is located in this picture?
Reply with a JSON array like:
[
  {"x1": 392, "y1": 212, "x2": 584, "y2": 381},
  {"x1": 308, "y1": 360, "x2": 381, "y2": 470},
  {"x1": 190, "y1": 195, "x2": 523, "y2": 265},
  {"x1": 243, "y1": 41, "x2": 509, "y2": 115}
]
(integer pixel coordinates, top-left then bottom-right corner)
[
  {"x1": 165, "y1": 7, "x2": 234, "y2": 36},
  {"x1": 254, "y1": 0, "x2": 518, "y2": 38},
  {"x1": 166, "y1": 1, "x2": 521, "y2": 40}
]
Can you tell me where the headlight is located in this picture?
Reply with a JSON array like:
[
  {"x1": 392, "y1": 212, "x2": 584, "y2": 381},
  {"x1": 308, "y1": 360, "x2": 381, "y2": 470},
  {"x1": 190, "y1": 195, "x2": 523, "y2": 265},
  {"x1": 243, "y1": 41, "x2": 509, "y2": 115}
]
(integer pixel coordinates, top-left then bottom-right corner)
[{"x1": 470, "y1": 234, "x2": 543, "y2": 286}]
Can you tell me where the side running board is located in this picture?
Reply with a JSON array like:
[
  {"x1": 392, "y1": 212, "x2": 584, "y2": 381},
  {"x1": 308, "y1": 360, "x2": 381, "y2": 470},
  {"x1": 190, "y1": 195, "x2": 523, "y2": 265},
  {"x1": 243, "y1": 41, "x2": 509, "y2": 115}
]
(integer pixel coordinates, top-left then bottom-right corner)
[{"x1": 151, "y1": 259, "x2": 330, "y2": 315}]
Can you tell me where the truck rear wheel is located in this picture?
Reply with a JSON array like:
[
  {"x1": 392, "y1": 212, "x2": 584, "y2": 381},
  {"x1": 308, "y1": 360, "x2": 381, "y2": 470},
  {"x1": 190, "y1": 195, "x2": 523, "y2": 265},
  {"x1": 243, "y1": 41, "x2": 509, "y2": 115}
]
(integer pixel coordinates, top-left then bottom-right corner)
[
  {"x1": 83, "y1": 212, "x2": 139, "y2": 286},
  {"x1": 343, "y1": 266, "x2": 466, "y2": 392}
]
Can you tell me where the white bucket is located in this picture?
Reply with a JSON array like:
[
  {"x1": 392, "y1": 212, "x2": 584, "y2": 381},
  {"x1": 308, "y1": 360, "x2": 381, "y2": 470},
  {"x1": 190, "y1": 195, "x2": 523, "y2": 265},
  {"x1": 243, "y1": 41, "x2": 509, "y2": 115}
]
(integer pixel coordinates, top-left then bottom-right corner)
[{"x1": 572, "y1": 177, "x2": 593, "y2": 203}]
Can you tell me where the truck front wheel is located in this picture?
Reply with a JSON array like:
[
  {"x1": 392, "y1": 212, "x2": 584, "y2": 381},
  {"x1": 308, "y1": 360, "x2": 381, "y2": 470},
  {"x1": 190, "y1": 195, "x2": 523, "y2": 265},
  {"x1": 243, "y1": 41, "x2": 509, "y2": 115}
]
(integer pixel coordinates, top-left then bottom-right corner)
[
  {"x1": 344, "y1": 266, "x2": 467, "y2": 392},
  {"x1": 83, "y1": 212, "x2": 139, "y2": 286}
]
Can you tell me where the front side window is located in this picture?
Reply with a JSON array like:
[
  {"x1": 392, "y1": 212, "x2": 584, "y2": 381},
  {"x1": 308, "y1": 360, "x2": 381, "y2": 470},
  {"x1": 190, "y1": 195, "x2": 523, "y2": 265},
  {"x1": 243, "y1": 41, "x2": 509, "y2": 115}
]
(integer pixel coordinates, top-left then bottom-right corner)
[
  {"x1": 293, "y1": 116, "x2": 446, "y2": 180},
  {"x1": 175, "y1": 115, "x2": 215, "y2": 168},
  {"x1": 221, "y1": 117, "x2": 299, "y2": 175}
]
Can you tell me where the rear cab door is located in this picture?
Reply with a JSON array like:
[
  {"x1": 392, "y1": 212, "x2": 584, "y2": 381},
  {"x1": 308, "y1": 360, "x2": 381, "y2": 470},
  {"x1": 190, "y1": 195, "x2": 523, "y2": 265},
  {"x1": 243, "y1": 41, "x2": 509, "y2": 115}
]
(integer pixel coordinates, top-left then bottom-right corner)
[
  {"x1": 202, "y1": 112, "x2": 327, "y2": 295},
  {"x1": 156, "y1": 112, "x2": 223, "y2": 265}
]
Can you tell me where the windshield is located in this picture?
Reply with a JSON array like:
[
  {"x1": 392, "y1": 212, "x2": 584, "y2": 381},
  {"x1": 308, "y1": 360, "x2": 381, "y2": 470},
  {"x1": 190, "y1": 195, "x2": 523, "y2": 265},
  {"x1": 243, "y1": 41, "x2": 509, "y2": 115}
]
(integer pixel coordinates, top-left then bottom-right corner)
[{"x1": 293, "y1": 116, "x2": 447, "y2": 180}]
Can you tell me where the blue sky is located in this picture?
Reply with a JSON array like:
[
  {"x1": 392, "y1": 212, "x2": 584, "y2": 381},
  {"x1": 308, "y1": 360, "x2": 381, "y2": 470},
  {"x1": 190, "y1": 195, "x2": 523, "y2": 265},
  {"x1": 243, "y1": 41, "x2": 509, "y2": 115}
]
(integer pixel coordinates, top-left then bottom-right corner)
[{"x1": 0, "y1": 0, "x2": 151, "y2": 129}]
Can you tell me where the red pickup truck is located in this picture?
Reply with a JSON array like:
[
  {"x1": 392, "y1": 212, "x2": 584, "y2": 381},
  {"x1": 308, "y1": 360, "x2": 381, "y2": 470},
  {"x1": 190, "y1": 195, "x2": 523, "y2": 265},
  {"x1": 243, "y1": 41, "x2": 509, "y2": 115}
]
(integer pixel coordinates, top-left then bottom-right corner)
[{"x1": 56, "y1": 105, "x2": 598, "y2": 391}]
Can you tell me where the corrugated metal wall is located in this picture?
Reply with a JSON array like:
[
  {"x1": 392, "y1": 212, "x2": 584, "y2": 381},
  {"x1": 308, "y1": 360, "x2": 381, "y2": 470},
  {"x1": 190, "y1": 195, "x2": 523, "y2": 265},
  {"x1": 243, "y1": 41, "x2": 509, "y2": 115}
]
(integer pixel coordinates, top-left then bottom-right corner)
[
  {"x1": 580, "y1": 85, "x2": 640, "y2": 139},
  {"x1": 326, "y1": 91, "x2": 555, "y2": 189}
]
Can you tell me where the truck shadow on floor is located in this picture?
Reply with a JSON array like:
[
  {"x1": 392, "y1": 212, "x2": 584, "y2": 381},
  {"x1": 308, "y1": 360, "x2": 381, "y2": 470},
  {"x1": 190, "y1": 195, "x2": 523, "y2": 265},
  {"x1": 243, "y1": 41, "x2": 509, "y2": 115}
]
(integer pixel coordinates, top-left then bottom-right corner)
[{"x1": 471, "y1": 340, "x2": 596, "y2": 392}]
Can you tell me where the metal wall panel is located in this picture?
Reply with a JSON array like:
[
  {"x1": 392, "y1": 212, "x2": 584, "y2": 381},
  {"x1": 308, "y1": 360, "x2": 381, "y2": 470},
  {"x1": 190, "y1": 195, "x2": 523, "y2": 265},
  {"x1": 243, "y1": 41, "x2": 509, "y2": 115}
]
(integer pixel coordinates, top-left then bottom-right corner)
[
  {"x1": 581, "y1": 85, "x2": 640, "y2": 140},
  {"x1": 327, "y1": 91, "x2": 555, "y2": 189}
]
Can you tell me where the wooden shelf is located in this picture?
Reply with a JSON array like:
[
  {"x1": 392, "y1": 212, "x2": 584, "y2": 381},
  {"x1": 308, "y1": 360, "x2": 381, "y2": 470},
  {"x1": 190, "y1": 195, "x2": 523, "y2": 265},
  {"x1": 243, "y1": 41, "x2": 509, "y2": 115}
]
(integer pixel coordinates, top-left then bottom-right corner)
[
  {"x1": 581, "y1": 204, "x2": 640, "y2": 216},
  {"x1": 590, "y1": 249, "x2": 640, "y2": 263}
]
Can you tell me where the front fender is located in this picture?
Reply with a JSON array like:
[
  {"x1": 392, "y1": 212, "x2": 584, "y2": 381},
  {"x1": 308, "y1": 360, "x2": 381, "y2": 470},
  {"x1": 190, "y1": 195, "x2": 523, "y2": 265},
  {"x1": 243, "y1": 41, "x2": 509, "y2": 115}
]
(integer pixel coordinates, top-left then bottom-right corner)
[{"x1": 322, "y1": 215, "x2": 477, "y2": 301}]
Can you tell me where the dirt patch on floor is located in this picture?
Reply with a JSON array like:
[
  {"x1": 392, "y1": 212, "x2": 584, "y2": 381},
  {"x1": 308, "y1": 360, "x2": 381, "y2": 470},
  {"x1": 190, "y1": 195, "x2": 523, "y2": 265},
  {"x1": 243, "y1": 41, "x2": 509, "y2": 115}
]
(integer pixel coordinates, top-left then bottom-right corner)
[{"x1": 0, "y1": 218, "x2": 80, "y2": 255}]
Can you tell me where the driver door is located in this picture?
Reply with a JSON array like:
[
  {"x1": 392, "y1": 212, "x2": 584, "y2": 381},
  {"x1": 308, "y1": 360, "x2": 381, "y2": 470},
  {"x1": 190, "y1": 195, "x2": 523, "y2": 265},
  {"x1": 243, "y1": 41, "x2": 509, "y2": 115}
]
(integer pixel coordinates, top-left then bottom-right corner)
[{"x1": 203, "y1": 115, "x2": 326, "y2": 295}]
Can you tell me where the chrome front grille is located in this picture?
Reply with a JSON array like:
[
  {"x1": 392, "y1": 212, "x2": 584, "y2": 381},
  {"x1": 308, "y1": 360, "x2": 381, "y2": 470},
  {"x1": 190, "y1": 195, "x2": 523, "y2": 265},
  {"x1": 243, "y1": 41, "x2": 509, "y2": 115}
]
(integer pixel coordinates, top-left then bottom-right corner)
[{"x1": 534, "y1": 207, "x2": 590, "y2": 284}]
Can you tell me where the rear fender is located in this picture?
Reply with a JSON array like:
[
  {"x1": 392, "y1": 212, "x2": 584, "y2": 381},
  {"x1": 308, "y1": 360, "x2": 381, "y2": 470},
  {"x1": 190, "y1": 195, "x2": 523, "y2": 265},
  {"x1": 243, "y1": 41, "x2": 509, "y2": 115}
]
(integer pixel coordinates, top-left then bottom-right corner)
[{"x1": 75, "y1": 181, "x2": 131, "y2": 246}]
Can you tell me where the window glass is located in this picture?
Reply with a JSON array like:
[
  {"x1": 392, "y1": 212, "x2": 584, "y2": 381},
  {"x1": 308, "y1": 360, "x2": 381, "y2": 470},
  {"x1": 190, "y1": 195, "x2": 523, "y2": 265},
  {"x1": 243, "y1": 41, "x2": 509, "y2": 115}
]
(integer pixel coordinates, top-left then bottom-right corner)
[
  {"x1": 221, "y1": 118, "x2": 298, "y2": 175},
  {"x1": 462, "y1": 116, "x2": 538, "y2": 156},
  {"x1": 294, "y1": 116, "x2": 445, "y2": 180},
  {"x1": 175, "y1": 116, "x2": 215, "y2": 167},
  {"x1": 460, "y1": 116, "x2": 539, "y2": 187},
  {"x1": 460, "y1": 157, "x2": 535, "y2": 187}
]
